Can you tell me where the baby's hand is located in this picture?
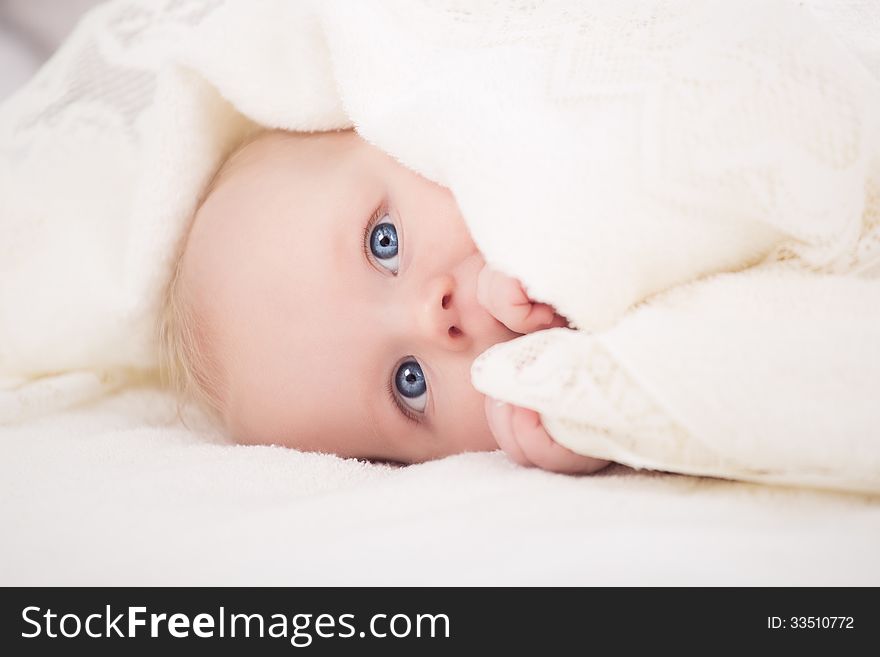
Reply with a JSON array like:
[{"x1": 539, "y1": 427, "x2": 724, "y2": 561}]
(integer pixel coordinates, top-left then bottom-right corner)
[
  {"x1": 477, "y1": 265, "x2": 569, "y2": 334},
  {"x1": 485, "y1": 397, "x2": 611, "y2": 475}
]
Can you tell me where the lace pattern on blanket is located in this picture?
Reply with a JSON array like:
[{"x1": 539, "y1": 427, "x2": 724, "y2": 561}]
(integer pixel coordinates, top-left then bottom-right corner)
[
  {"x1": 475, "y1": 330, "x2": 842, "y2": 476},
  {"x1": 474, "y1": 323, "x2": 879, "y2": 484},
  {"x1": 473, "y1": 330, "x2": 734, "y2": 467},
  {"x1": 14, "y1": 0, "x2": 225, "y2": 140},
  {"x1": 767, "y1": 162, "x2": 880, "y2": 275}
]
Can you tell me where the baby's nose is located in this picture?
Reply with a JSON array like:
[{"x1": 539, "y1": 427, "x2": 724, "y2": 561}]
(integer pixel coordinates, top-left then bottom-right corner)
[{"x1": 417, "y1": 274, "x2": 470, "y2": 352}]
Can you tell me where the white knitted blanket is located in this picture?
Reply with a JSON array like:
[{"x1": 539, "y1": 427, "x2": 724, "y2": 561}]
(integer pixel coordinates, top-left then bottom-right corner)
[
  {"x1": 1, "y1": 0, "x2": 878, "y2": 491},
  {"x1": 466, "y1": 0, "x2": 880, "y2": 492}
]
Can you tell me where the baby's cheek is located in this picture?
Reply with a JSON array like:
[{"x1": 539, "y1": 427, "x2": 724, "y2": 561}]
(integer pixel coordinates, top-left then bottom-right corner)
[{"x1": 462, "y1": 392, "x2": 500, "y2": 453}]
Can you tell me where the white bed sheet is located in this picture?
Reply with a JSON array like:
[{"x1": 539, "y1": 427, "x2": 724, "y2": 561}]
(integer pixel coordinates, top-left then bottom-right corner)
[
  {"x1": 1, "y1": 386, "x2": 877, "y2": 585},
  {"x1": 1, "y1": 0, "x2": 878, "y2": 587}
]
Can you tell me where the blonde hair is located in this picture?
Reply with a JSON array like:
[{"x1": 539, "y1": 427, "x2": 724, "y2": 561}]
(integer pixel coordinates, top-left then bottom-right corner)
[
  {"x1": 157, "y1": 129, "x2": 269, "y2": 427},
  {"x1": 157, "y1": 238, "x2": 226, "y2": 427}
]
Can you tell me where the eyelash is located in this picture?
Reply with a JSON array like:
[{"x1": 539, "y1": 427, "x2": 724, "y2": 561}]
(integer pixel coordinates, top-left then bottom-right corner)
[
  {"x1": 385, "y1": 377, "x2": 421, "y2": 426},
  {"x1": 363, "y1": 204, "x2": 424, "y2": 426}
]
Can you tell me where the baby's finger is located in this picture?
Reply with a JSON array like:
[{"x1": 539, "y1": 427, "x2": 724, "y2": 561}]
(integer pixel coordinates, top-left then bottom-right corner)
[
  {"x1": 522, "y1": 301, "x2": 564, "y2": 330},
  {"x1": 545, "y1": 311, "x2": 570, "y2": 329},
  {"x1": 476, "y1": 266, "x2": 502, "y2": 311},
  {"x1": 478, "y1": 267, "x2": 526, "y2": 311},
  {"x1": 484, "y1": 397, "x2": 531, "y2": 467},
  {"x1": 477, "y1": 266, "x2": 567, "y2": 334},
  {"x1": 510, "y1": 405, "x2": 610, "y2": 474},
  {"x1": 488, "y1": 281, "x2": 549, "y2": 333},
  {"x1": 491, "y1": 278, "x2": 567, "y2": 333}
]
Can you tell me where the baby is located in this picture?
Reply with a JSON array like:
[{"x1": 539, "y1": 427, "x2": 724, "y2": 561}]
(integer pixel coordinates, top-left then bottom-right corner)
[{"x1": 162, "y1": 129, "x2": 609, "y2": 474}]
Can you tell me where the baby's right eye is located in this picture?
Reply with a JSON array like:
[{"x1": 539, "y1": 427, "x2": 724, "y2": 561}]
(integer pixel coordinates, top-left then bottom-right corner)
[
  {"x1": 394, "y1": 359, "x2": 427, "y2": 413},
  {"x1": 369, "y1": 218, "x2": 399, "y2": 273}
]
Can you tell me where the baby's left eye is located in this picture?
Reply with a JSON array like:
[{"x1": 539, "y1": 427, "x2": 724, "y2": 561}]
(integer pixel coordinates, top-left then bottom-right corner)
[{"x1": 369, "y1": 217, "x2": 399, "y2": 273}]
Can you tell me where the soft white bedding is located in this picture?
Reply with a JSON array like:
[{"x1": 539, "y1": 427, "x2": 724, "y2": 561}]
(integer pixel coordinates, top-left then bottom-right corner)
[
  {"x1": 1, "y1": 1, "x2": 879, "y2": 585},
  {"x1": 2, "y1": 386, "x2": 878, "y2": 585}
]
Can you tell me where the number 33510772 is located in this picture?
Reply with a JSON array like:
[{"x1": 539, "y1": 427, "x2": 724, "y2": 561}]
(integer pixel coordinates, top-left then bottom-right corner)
[{"x1": 768, "y1": 617, "x2": 854, "y2": 629}]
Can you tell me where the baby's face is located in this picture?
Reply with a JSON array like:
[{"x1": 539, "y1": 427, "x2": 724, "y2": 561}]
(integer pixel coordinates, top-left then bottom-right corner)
[{"x1": 180, "y1": 130, "x2": 520, "y2": 462}]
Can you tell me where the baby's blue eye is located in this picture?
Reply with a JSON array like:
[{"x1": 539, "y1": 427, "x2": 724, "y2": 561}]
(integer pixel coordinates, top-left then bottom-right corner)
[
  {"x1": 370, "y1": 219, "x2": 399, "y2": 273},
  {"x1": 395, "y1": 359, "x2": 427, "y2": 412}
]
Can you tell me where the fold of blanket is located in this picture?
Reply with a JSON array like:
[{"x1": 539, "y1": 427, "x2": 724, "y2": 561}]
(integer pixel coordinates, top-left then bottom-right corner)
[
  {"x1": 472, "y1": 267, "x2": 880, "y2": 493},
  {"x1": 0, "y1": 0, "x2": 348, "y2": 421},
  {"x1": 1, "y1": 0, "x2": 878, "y2": 498}
]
